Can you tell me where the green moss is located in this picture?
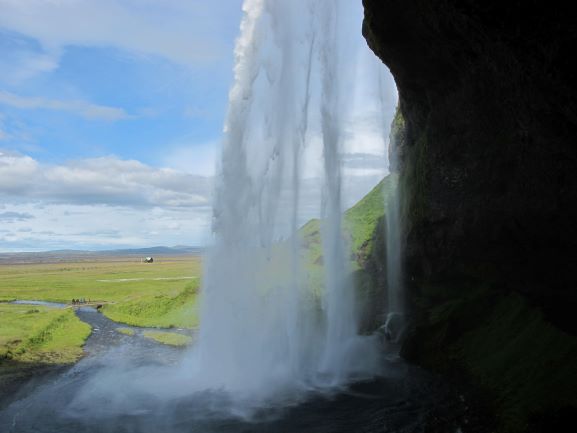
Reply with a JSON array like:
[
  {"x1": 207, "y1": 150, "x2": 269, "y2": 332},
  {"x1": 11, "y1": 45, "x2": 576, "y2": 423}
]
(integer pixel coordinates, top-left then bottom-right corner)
[
  {"x1": 298, "y1": 176, "x2": 393, "y2": 301},
  {"x1": 457, "y1": 294, "x2": 577, "y2": 431},
  {"x1": 401, "y1": 132, "x2": 429, "y2": 225},
  {"x1": 300, "y1": 176, "x2": 394, "y2": 261},
  {"x1": 408, "y1": 284, "x2": 577, "y2": 433},
  {"x1": 391, "y1": 106, "x2": 405, "y2": 132},
  {"x1": 343, "y1": 177, "x2": 390, "y2": 257}
]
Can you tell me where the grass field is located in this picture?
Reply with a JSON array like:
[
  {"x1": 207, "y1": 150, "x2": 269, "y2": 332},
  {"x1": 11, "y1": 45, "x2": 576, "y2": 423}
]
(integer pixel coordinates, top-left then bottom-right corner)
[
  {"x1": 0, "y1": 255, "x2": 202, "y2": 328},
  {"x1": 0, "y1": 254, "x2": 202, "y2": 384}
]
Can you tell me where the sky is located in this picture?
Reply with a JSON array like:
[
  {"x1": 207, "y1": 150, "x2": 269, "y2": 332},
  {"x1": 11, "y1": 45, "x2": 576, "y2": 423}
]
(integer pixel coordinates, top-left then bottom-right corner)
[{"x1": 0, "y1": 0, "x2": 397, "y2": 252}]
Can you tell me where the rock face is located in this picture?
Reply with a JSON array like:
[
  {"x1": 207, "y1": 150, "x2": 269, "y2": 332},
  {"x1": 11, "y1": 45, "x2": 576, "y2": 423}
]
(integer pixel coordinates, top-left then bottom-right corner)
[
  {"x1": 363, "y1": 0, "x2": 577, "y2": 332},
  {"x1": 362, "y1": 1, "x2": 577, "y2": 431},
  {"x1": 363, "y1": 0, "x2": 577, "y2": 333}
]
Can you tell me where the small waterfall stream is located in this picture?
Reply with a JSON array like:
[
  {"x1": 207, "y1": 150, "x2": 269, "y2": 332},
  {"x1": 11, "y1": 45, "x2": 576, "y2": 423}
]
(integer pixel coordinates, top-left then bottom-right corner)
[{"x1": 384, "y1": 172, "x2": 406, "y2": 344}]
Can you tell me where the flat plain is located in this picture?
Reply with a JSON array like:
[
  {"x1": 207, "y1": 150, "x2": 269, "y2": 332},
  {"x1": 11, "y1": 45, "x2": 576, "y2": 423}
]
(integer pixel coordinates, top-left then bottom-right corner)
[
  {"x1": 0, "y1": 254, "x2": 201, "y2": 387},
  {"x1": 0, "y1": 254, "x2": 201, "y2": 327}
]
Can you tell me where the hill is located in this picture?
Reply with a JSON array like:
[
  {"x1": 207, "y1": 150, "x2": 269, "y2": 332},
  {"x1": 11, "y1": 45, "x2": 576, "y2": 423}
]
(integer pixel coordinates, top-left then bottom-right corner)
[{"x1": 0, "y1": 246, "x2": 202, "y2": 265}]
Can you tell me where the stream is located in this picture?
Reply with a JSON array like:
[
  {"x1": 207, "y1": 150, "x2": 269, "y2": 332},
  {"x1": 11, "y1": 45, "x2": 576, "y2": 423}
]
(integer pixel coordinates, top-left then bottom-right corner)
[{"x1": 0, "y1": 303, "x2": 466, "y2": 433}]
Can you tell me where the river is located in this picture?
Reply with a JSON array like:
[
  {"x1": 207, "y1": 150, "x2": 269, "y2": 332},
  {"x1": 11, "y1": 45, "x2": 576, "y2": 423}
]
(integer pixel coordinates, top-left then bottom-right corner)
[{"x1": 0, "y1": 303, "x2": 466, "y2": 433}]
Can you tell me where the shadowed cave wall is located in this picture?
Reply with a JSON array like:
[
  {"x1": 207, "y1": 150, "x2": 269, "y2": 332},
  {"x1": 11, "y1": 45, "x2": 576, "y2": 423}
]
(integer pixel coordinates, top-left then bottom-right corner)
[{"x1": 362, "y1": 1, "x2": 577, "y2": 431}]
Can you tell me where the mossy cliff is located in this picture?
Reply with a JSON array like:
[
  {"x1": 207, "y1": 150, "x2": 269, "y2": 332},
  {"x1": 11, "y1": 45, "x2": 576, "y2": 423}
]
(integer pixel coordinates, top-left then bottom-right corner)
[
  {"x1": 362, "y1": 1, "x2": 577, "y2": 432},
  {"x1": 299, "y1": 174, "x2": 397, "y2": 331},
  {"x1": 298, "y1": 107, "x2": 406, "y2": 333}
]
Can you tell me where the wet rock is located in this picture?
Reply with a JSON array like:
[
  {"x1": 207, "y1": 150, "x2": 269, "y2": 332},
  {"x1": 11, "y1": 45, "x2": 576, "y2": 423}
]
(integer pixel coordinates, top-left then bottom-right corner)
[
  {"x1": 362, "y1": 1, "x2": 577, "y2": 430},
  {"x1": 362, "y1": 0, "x2": 577, "y2": 334}
]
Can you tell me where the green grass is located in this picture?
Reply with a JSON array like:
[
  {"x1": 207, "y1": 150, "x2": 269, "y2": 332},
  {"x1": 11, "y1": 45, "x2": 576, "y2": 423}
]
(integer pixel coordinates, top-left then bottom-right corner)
[
  {"x1": 142, "y1": 331, "x2": 192, "y2": 347},
  {"x1": 116, "y1": 327, "x2": 135, "y2": 336},
  {"x1": 0, "y1": 254, "x2": 201, "y2": 384},
  {"x1": 0, "y1": 303, "x2": 91, "y2": 365},
  {"x1": 103, "y1": 281, "x2": 199, "y2": 328},
  {"x1": 0, "y1": 256, "x2": 201, "y2": 302},
  {"x1": 0, "y1": 255, "x2": 202, "y2": 328},
  {"x1": 298, "y1": 175, "x2": 393, "y2": 294},
  {"x1": 301, "y1": 175, "x2": 394, "y2": 264},
  {"x1": 343, "y1": 176, "x2": 394, "y2": 256}
]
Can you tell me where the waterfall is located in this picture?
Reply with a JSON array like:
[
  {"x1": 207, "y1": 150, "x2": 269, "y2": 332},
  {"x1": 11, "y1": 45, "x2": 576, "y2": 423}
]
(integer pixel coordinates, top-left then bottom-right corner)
[
  {"x1": 184, "y1": 0, "x2": 386, "y2": 407},
  {"x1": 384, "y1": 173, "x2": 405, "y2": 344},
  {"x1": 383, "y1": 114, "x2": 405, "y2": 345}
]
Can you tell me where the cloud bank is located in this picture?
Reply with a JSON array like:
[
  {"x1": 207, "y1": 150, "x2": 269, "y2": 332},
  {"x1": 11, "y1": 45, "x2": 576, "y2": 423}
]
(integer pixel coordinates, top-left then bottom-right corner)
[
  {"x1": 0, "y1": 151, "x2": 215, "y2": 250},
  {"x1": 0, "y1": 151, "x2": 212, "y2": 208},
  {"x1": 0, "y1": 147, "x2": 391, "y2": 251}
]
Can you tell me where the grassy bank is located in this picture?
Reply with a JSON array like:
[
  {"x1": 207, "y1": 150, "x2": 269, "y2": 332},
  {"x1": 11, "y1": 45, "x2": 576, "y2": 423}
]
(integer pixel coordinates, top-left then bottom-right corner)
[
  {"x1": 0, "y1": 303, "x2": 91, "y2": 364},
  {"x1": 142, "y1": 331, "x2": 192, "y2": 347},
  {"x1": 102, "y1": 281, "x2": 199, "y2": 328},
  {"x1": 0, "y1": 303, "x2": 91, "y2": 391}
]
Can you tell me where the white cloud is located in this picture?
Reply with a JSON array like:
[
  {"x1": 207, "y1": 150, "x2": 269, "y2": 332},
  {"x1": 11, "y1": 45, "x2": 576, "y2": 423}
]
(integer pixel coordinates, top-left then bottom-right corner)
[
  {"x1": 0, "y1": 46, "x2": 60, "y2": 85},
  {"x1": 0, "y1": 150, "x2": 39, "y2": 192},
  {"x1": 0, "y1": 151, "x2": 212, "y2": 208},
  {"x1": 0, "y1": 151, "x2": 215, "y2": 250},
  {"x1": 0, "y1": 140, "x2": 388, "y2": 250},
  {"x1": 0, "y1": 202, "x2": 212, "y2": 251},
  {"x1": 0, "y1": 90, "x2": 130, "y2": 121},
  {"x1": 0, "y1": 211, "x2": 34, "y2": 222},
  {"x1": 0, "y1": 0, "x2": 240, "y2": 70}
]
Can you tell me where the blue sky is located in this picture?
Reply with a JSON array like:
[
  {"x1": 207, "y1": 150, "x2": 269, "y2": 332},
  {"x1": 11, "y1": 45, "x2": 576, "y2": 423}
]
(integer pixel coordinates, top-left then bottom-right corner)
[
  {"x1": 0, "y1": 0, "x2": 397, "y2": 252},
  {"x1": 0, "y1": 0, "x2": 243, "y2": 251},
  {"x1": 0, "y1": 0, "x2": 242, "y2": 170}
]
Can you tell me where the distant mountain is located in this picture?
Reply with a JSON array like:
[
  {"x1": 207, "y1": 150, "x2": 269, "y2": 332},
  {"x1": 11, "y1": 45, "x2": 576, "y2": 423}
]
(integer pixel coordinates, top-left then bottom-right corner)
[
  {"x1": 99, "y1": 246, "x2": 203, "y2": 256},
  {"x1": 0, "y1": 246, "x2": 203, "y2": 264}
]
